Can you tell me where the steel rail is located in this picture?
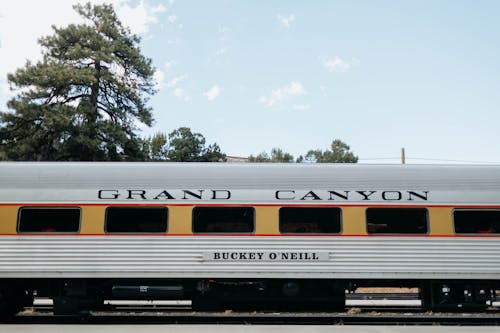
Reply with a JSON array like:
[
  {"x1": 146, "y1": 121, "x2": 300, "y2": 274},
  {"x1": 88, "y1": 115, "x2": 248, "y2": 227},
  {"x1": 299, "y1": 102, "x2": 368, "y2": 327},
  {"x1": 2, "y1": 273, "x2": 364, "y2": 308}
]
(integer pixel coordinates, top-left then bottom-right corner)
[{"x1": 8, "y1": 311, "x2": 500, "y2": 326}]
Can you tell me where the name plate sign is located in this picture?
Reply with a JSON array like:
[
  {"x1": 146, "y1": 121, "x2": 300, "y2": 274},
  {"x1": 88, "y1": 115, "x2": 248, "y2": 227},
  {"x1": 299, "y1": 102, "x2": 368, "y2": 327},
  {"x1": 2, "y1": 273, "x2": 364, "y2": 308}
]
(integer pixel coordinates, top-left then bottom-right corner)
[{"x1": 203, "y1": 251, "x2": 330, "y2": 262}]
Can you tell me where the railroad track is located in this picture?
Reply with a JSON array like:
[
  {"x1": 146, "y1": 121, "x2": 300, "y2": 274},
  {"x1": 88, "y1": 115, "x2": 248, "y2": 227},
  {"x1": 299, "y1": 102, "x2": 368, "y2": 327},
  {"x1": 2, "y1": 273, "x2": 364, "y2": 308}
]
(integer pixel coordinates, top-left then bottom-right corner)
[
  {"x1": 9, "y1": 310, "x2": 500, "y2": 326},
  {"x1": 7, "y1": 293, "x2": 500, "y2": 325}
]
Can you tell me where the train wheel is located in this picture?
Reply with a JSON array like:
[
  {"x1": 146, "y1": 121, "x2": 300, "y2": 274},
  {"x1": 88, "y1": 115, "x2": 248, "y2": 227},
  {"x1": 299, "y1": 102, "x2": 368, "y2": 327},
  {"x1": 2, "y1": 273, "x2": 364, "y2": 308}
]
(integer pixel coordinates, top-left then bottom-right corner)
[
  {"x1": 421, "y1": 282, "x2": 492, "y2": 311},
  {"x1": 0, "y1": 292, "x2": 7, "y2": 320},
  {"x1": 0, "y1": 291, "x2": 23, "y2": 321},
  {"x1": 419, "y1": 282, "x2": 433, "y2": 310}
]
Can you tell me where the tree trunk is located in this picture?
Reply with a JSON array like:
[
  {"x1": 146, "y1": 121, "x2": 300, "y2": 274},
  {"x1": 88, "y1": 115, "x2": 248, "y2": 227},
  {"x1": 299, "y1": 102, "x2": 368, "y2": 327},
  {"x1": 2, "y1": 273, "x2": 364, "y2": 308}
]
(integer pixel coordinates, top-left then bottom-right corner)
[{"x1": 87, "y1": 61, "x2": 101, "y2": 161}]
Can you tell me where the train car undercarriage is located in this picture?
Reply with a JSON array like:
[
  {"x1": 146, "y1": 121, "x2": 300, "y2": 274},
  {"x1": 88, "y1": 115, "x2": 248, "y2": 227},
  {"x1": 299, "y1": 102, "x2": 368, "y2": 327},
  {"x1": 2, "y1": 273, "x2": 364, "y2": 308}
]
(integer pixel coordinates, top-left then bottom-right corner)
[{"x1": 0, "y1": 278, "x2": 498, "y2": 318}]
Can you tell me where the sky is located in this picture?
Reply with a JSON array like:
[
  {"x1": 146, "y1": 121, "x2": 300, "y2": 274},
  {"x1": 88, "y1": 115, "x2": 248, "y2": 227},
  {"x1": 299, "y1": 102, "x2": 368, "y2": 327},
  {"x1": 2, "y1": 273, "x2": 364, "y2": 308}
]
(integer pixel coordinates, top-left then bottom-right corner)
[{"x1": 1, "y1": 0, "x2": 500, "y2": 164}]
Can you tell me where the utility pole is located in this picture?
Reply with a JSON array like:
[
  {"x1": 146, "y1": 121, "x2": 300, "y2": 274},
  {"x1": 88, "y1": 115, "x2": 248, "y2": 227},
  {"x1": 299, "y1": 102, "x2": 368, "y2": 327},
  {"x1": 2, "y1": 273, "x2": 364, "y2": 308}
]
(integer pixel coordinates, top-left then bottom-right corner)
[{"x1": 401, "y1": 147, "x2": 406, "y2": 164}]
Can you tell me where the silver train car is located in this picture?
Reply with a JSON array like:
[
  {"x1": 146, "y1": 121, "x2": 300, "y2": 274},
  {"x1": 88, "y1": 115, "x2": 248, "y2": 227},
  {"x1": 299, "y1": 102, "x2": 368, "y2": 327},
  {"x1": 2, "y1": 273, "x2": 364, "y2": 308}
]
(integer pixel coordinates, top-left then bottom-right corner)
[{"x1": 0, "y1": 162, "x2": 499, "y2": 315}]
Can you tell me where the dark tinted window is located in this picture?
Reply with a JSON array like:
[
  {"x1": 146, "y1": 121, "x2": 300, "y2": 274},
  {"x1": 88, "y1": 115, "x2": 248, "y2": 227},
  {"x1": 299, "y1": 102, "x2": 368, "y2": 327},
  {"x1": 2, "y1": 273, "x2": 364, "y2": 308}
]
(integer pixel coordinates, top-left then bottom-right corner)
[
  {"x1": 366, "y1": 208, "x2": 428, "y2": 234},
  {"x1": 192, "y1": 207, "x2": 254, "y2": 233},
  {"x1": 279, "y1": 207, "x2": 341, "y2": 234},
  {"x1": 105, "y1": 207, "x2": 168, "y2": 233},
  {"x1": 18, "y1": 207, "x2": 80, "y2": 233},
  {"x1": 454, "y1": 210, "x2": 500, "y2": 234}
]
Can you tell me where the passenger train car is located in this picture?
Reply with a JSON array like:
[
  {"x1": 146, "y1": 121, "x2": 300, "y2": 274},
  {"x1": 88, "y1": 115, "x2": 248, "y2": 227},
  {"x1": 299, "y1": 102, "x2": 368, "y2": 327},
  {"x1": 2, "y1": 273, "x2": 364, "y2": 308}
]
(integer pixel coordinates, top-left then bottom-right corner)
[{"x1": 0, "y1": 162, "x2": 500, "y2": 316}]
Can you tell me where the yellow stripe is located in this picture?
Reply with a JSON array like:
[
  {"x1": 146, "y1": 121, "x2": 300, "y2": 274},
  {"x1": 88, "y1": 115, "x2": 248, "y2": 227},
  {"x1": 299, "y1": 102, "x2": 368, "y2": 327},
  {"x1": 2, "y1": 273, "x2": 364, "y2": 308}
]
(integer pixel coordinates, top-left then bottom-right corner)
[
  {"x1": 255, "y1": 206, "x2": 279, "y2": 234},
  {"x1": 0, "y1": 205, "x2": 20, "y2": 234},
  {"x1": 81, "y1": 206, "x2": 106, "y2": 234},
  {"x1": 0, "y1": 204, "x2": 470, "y2": 236},
  {"x1": 169, "y1": 206, "x2": 193, "y2": 234},
  {"x1": 342, "y1": 207, "x2": 367, "y2": 235},
  {"x1": 428, "y1": 207, "x2": 454, "y2": 235}
]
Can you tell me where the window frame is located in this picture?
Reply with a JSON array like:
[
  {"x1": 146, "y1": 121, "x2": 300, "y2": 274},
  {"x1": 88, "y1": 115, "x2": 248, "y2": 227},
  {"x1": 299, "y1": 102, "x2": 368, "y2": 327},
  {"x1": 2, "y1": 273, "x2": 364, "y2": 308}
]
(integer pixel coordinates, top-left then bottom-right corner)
[
  {"x1": 453, "y1": 208, "x2": 500, "y2": 235},
  {"x1": 17, "y1": 206, "x2": 82, "y2": 234},
  {"x1": 365, "y1": 207, "x2": 429, "y2": 235},
  {"x1": 191, "y1": 206, "x2": 256, "y2": 234},
  {"x1": 278, "y1": 206, "x2": 343, "y2": 235},
  {"x1": 104, "y1": 206, "x2": 169, "y2": 234}
]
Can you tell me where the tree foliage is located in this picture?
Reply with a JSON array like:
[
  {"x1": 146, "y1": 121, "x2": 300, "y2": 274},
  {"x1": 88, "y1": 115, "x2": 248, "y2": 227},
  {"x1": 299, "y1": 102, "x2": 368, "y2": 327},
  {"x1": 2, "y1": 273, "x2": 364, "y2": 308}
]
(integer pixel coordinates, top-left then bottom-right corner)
[
  {"x1": 249, "y1": 140, "x2": 358, "y2": 163},
  {"x1": 143, "y1": 132, "x2": 168, "y2": 161},
  {"x1": 248, "y1": 148, "x2": 294, "y2": 163},
  {"x1": 0, "y1": 3, "x2": 155, "y2": 161},
  {"x1": 144, "y1": 127, "x2": 226, "y2": 162},
  {"x1": 300, "y1": 139, "x2": 358, "y2": 163}
]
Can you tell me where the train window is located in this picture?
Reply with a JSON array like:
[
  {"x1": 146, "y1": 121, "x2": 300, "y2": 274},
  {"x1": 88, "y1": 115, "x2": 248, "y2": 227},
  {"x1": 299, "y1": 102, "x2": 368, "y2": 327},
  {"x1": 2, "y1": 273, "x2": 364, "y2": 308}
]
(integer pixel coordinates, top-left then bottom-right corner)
[
  {"x1": 17, "y1": 207, "x2": 81, "y2": 233},
  {"x1": 366, "y1": 208, "x2": 428, "y2": 234},
  {"x1": 279, "y1": 207, "x2": 341, "y2": 234},
  {"x1": 192, "y1": 207, "x2": 255, "y2": 233},
  {"x1": 105, "y1": 207, "x2": 168, "y2": 233},
  {"x1": 454, "y1": 210, "x2": 500, "y2": 234}
]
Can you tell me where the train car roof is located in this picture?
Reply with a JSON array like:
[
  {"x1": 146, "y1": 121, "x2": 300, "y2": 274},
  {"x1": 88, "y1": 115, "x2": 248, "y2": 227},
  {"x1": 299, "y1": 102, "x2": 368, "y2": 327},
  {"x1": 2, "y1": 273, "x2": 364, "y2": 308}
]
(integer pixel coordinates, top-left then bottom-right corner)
[{"x1": 0, "y1": 162, "x2": 499, "y2": 190}]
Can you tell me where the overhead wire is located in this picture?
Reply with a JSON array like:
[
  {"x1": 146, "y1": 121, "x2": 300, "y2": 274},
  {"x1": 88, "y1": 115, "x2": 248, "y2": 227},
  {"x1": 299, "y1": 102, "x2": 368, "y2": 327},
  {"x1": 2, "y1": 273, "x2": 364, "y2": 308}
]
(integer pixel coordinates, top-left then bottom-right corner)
[{"x1": 359, "y1": 157, "x2": 500, "y2": 164}]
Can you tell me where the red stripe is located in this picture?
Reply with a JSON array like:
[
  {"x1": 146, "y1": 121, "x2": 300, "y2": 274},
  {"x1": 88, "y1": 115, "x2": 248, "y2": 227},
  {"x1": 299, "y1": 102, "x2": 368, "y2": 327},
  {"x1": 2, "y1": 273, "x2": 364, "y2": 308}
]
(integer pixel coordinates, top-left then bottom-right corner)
[
  {"x1": 0, "y1": 233, "x2": 499, "y2": 238},
  {"x1": 1, "y1": 203, "x2": 500, "y2": 209}
]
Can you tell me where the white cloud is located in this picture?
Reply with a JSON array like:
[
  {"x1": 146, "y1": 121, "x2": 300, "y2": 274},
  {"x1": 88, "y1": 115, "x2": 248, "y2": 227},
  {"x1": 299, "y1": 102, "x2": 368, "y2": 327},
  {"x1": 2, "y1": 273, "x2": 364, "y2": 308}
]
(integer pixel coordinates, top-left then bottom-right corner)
[
  {"x1": 173, "y1": 88, "x2": 190, "y2": 102},
  {"x1": 117, "y1": 0, "x2": 166, "y2": 35},
  {"x1": 153, "y1": 69, "x2": 165, "y2": 90},
  {"x1": 1, "y1": 1, "x2": 77, "y2": 84},
  {"x1": 323, "y1": 56, "x2": 351, "y2": 72},
  {"x1": 0, "y1": 79, "x2": 13, "y2": 109},
  {"x1": 215, "y1": 48, "x2": 227, "y2": 56},
  {"x1": 164, "y1": 61, "x2": 175, "y2": 72},
  {"x1": 203, "y1": 85, "x2": 221, "y2": 101},
  {"x1": 155, "y1": 70, "x2": 190, "y2": 100},
  {"x1": 167, "y1": 15, "x2": 177, "y2": 24},
  {"x1": 0, "y1": 78, "x2": 16, "y2": 98},
  {"x1": 0, "y1": 0, "x2": 166, "y2": 110},
  {"x1": 151, "y1": 3, "x2": 166, "y2": 14},
  {"x1": 292, "y1": 104, "x2": 310, "y2": 111},
  {"x1": 259, "y1": 81, "x2": 306, "y2": 107},
  {"x1": 133, "y1": 117, "x2": 150, "y2": 132},
  {"x1": 277, "y1": 14, "x2": 295, "y2": 28},
  {"x1": 173, "y1": 88, "x2": 183, "y2": 97},
  {"x1": 166, "y1": 74, "x2": 187, "y2": 88},
  {"x1": 155, "y1": 69, "x2": 189, "y2": 99}
]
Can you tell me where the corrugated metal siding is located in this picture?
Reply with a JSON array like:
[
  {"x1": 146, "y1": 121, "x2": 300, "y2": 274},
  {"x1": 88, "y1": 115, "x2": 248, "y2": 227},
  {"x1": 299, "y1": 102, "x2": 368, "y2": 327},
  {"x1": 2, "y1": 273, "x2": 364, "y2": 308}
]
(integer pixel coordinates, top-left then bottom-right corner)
[
  {"x1": 1, "y1": 163, "x2": 500, "y2": 204},
  {"x1": 1, "y1": 163, "x2": 500, "y2": 190},
  {"x1": 0, "y1": 236, "x2": 499, "y2": 279}
]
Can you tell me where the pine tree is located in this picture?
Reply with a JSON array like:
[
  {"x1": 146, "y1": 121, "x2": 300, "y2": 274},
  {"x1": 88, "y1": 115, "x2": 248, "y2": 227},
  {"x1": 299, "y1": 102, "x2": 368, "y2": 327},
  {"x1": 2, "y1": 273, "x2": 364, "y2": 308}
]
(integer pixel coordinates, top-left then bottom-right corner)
[
  {"x1": 166, "y1": 127, "x2": 226, "y2": 162},
  {"x1": 248, "y1": 148, "x2": 294, "y2": 163},
  {"x1": 0, "y1": 3, "x2": 155, "y2": 161},
  {"x1": 143, "y1": 127, "x2": 226, "y2": 162},
  {"x1": 301, "y1": 139, "x2": 358, "y2": 163}
]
